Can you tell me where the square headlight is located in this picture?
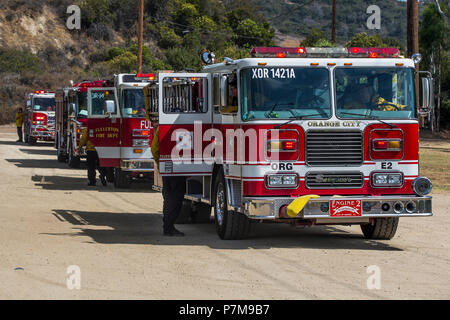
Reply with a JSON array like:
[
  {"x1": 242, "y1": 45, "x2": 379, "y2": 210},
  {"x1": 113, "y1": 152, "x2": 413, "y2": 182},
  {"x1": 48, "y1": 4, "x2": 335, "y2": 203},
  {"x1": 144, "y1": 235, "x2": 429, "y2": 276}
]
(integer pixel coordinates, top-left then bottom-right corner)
[
  {"x1": 133, "y1": 139, "x2": 150, "y2": 147},
  {"x1": 372, "y1": 173, "x2": 403, "y2": 187},
  {"x1": 267, "y1": 174, "x2": 298, "y2": 188}
]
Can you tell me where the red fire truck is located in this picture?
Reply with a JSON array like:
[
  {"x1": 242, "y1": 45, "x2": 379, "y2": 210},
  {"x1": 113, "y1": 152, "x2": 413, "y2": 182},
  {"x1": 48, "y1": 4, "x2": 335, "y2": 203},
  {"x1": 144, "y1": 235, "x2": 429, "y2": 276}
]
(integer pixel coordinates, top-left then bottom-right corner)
[
  {"x1": 24, "y1": 91, "x2": 56, "y2": 145},
  {"x1": 148, "y1": 47, "x2": 434, "y2": 240},
  {"x1": 84, "y1": 74, "x2": 155, "y2": 188},
  {"x1": 55, "y1": 80, "x2": 113, "y2": 168}
]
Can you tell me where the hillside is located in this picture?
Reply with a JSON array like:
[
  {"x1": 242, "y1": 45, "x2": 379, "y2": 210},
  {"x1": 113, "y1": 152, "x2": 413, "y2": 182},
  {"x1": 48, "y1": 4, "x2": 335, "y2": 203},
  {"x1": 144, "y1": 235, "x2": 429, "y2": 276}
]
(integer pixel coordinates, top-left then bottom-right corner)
[
  {"x1": 258, "y1": 0, "x2": 431, "y2": 45},
  {"x1": 0, "y1": 0, "x2": 442, "y2": 125}
]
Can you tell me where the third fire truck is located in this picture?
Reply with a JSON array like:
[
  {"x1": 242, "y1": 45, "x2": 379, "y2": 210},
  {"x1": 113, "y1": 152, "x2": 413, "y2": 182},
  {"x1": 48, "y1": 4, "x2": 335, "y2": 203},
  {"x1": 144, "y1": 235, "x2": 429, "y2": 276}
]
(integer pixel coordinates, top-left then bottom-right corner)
[
  {"x1": 55, "y1": 80, "x2": 113, "y2": 168},
  {"x1": 147, "y1": 47, "x2": 434, "y2": 240}
]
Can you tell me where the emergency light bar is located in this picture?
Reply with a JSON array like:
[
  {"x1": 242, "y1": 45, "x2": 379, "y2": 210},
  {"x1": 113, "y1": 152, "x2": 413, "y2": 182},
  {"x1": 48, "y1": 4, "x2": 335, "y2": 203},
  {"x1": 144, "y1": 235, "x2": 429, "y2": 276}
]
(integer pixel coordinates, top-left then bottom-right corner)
[
  {"x1": 136, "y1": 73, "x2": 156, "y2": 81},
  {"x1": 250, "y1": 47, "x2": 307, "y2": 58},
  {"x1": 250, "y1": 47, "x2": 401, "y2": 58}
]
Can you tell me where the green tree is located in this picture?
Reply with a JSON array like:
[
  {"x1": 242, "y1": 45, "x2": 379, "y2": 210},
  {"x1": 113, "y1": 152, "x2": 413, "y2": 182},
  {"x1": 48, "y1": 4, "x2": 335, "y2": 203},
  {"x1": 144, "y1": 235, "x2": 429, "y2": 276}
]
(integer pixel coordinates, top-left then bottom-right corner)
[
  {"x1": 419, "y1": 2, "x2": 450, "y2": 132},
  {"x1": 158, "y1": 25, "x2": 183, "y2": 49},
  {"x1": 235, "y1": 19, "x2": 274, "y2": 47},
  {"x1": 0, "y1": 49, "x2": 41, "y2": 73},
  {"x1": 106, "y1": 51, "x2": 138, "y2": 73},
  {"x1": 300, "y1": 28, "x2": 327, "y2": 47},
  {"x1": 345, "y1": 32, "x2": 385, "y2": 48}
]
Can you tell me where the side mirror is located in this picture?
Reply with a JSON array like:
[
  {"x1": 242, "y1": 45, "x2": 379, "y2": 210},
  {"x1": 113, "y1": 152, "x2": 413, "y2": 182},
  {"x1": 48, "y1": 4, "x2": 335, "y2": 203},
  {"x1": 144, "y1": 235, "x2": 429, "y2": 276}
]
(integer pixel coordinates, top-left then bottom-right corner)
[
  {"x1": 220, "y1": 76, "x2": 228, "y2": 112},
  {"x1": 201, "y1": 51, "x2": 215, "y2": 65},
  {"x1": 26, "y1": 100, "x2": 31, "y2": 107},
  {"x1": 104, "y1": 100, "x2": 116, "y2": 115},
  {"x1": 419, "y1": 71, "x2": 433, "y2": 115}
]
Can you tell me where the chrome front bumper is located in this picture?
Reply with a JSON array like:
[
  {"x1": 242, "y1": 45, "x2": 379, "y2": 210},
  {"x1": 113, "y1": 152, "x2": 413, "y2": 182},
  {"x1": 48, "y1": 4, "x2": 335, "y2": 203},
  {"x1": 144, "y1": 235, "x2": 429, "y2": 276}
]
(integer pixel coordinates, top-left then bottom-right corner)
[
  {"x1": 244, "y1": 195, "x2": 432, "y2": 220},
  {"x1": 121, "y1": 160, "x2": 154, "y2": 172}
]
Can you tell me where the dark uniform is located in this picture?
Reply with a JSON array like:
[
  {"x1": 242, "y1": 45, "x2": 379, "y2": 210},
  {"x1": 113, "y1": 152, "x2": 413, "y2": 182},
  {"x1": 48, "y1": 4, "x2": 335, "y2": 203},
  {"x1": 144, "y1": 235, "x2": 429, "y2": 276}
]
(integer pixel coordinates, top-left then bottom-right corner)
[
  {"x1": 79, "y1": 128, "x2": 107, "y2": 186},
  {"x1": 152, "y1": 127, "x2": 186, "y2": 236}
]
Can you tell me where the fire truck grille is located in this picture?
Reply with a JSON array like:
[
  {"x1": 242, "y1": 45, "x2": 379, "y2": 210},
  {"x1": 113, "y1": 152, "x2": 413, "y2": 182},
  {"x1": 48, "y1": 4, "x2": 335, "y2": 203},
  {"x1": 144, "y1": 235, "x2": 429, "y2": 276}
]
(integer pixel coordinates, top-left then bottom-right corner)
[
  {"x1": 305, "y1": 172, "x2": 364, "y2": 189},
  {"x1": 306, "y1": 130, "x2": 363, "y2": 166}
]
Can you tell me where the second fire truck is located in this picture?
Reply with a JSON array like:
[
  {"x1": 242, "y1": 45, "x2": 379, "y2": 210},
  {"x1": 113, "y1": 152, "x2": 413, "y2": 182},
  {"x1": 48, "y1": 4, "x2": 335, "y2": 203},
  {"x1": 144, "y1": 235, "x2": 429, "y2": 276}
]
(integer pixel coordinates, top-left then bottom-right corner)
[{"x1": 83, "y1": 73, "x2": 156, "y2": 188}]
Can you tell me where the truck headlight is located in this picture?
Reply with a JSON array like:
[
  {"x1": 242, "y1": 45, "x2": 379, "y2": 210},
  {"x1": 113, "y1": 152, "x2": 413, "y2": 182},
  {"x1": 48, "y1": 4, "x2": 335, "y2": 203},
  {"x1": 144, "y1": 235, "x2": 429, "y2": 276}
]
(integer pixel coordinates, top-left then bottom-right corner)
[
  {"x1": 266, "y1": 174, "x2": 298, "y2": 188},
  {"x1": 372, "y1": 172, "x2": 403, "y2": 187},
  {"x1": 133, "y1": 139, "x2": 149, "y2": 147}
]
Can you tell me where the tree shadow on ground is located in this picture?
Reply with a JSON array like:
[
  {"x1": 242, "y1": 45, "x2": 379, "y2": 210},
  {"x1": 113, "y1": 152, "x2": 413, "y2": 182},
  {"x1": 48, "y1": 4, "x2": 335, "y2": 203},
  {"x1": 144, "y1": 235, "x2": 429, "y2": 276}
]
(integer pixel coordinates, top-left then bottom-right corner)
[{"x1": 45, "y1": 209, "x2": 403, "y2": 251}]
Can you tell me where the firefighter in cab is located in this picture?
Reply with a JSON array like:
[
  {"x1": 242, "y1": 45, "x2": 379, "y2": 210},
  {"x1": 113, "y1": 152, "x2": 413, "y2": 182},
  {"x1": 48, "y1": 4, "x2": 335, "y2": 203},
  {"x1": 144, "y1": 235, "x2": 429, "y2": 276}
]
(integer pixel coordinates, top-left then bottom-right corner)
[
  {"x1": 151, "y1": 126, "x2": 186, "y2": 237},
  {"x1": 79, "y1": 128, "x2": 107, "y2": 187},
  {"x1": 15, "y1": 108, "x2": 23, "y2": 143}
]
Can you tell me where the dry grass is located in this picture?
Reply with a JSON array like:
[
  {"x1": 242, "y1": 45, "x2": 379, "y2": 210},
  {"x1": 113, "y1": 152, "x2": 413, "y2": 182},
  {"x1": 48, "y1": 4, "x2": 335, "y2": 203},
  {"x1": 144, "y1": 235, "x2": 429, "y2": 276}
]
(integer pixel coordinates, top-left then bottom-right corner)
[{"x1": 420, "y1": 137, "x2": 450, "y2": 193}]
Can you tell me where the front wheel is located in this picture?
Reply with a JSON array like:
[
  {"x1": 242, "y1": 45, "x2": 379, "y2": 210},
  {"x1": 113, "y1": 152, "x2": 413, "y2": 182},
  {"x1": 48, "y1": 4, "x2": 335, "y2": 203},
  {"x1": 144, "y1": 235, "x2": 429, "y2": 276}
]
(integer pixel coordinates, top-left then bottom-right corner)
[
  {"x1": 360, "y1": 218, "x2": 399, "y2": 240},
  {"x1": 114, "y1": 168, "x2": 131, "y2": 188},
  {"x1": 214, "y1": 171, "x2": 250, "y2": 240}
]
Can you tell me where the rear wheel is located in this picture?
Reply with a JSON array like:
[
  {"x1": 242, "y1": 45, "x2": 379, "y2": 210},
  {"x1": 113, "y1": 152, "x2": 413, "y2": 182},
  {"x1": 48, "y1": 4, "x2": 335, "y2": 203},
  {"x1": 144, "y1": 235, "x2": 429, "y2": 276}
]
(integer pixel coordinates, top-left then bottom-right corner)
[
  {"x1": 176, "y1": 200, "x2": 193, "y2": 224},
  {"x1": 67, "y1": 140, "x2": 80, "y2": 168},
  {"x1": 214, "y1": 170, "x2": 250, "y2": 240},
  {"x1": 361, "y1": 218, "x2": 399, "y2": 240},
  {"x1": 105, "y1": 168, "x2": 115, "y2": 183},
  {"x1": 114, "y1": 168, "x2": 131, "y2": 188},
  {"x1": 28, "y1": 136, "x2": 36, "y2": 145},
  {"x1": 57, "y1": 149, "x2": 67, "y2": 162}
]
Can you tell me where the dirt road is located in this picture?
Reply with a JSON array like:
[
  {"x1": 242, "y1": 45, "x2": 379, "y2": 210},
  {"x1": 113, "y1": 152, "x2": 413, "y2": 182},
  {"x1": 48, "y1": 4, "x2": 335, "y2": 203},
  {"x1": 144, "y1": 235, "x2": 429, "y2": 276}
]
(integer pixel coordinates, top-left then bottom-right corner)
[{"x1": 0, "y1": 125, "x2": 449, "y2": 299}]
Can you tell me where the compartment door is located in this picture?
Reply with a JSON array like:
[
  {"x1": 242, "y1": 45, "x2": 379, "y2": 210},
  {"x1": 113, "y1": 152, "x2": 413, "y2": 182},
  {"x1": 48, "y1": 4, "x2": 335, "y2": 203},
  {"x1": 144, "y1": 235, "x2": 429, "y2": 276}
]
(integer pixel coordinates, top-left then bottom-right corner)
[
  {"x1": 158, "y1": 73, "x2": 213, "y2": 176},
  {"x1": 87, "y1": 87, "x2": 121, "y2": 167}
]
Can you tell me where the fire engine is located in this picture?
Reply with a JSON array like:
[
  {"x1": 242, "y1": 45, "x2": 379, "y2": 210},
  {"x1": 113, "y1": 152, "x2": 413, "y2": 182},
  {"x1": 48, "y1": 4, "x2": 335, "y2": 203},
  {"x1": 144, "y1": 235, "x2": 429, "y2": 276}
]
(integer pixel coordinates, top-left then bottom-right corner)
[
  {"x1": 55, "y1": 80, "x2": 113, "y2": 169},
  {"x1": 147, "y1": 47, "x2": 434, "y2": 240},
  {"x1": 24, "y1": 90, "x2": 56, "y2": 145},
  {"x1": 83, "y1": 73, "x2": 155, "y2": 188}
]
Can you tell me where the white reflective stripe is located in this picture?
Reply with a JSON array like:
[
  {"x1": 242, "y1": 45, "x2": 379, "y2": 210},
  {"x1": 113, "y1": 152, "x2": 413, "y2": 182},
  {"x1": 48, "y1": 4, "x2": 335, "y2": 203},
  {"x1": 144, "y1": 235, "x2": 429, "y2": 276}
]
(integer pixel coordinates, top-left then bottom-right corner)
[
  {"x1": 96, "y1": 147, "x2": 121, "y2": 159},
  {"x1": 121, "y1": 147, "x2": 153, "y2": 159}
]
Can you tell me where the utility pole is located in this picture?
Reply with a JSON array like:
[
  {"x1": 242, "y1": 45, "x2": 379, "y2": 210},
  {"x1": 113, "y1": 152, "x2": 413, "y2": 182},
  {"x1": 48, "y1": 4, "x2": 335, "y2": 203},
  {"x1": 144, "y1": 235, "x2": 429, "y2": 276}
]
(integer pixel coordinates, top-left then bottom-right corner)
[
  {"x1": 137, "y1": 0, "x2": 144, "y2": 73},
  {"x1": 407, "y1": 0, "x2": 421, "y2": 125},
  {"x1": 331, "y1": 0, "x2": 336, "y2": 43}
]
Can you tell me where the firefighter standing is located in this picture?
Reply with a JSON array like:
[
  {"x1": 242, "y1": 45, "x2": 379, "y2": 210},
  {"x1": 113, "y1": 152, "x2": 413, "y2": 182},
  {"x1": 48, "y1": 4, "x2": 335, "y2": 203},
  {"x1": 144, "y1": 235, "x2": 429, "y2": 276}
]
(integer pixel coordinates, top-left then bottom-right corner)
[
  {"x1": 79, "y1": 128, "x2": 107, "y2": 187},
  {"x1": 15, "y1": 108, "x2": 23, "y2": 143},
  {"x1": 151, "y1": 126, "x2": 186, "y2": 237}
]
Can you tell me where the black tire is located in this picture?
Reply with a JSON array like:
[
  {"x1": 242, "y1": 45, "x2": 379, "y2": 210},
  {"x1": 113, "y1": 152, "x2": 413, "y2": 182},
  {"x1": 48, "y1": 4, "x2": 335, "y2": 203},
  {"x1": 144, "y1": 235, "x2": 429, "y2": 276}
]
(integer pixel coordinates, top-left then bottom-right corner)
[
  {"x1": 214, "y1": 170, "x2": 250, "y2": 240},
  {"x1": 67, "y1": 140, "x2": 80, "y2": 168},
  {"x1": 114, "y1": 168, "x2": 131, "y2": 188},
  {"x1": 105, "y1": 168, "x2": 115, "y2": 183},
  {"x1": 361, "y1": 218, "x2": 399, "y2": 240},
  {"x1": 176, "y1": 200, "x2": 193, "y2": 224},
  {"x1": 57, "y1": 150, "x2": 67, "y2": 163},
  {"x1": 28, "y1": 137, "x2": 36, "y2": 145},
  {"x1": 192, "y1": 203, "x2": 212, "y2": 223}
]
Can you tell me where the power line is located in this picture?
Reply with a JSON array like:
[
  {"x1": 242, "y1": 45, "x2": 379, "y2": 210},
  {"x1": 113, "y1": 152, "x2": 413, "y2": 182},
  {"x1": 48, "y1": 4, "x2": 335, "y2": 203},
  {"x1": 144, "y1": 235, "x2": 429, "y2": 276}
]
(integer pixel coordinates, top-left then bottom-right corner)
[{"x1": 148, "y1": 17, "x2": 274, "y2": 42}]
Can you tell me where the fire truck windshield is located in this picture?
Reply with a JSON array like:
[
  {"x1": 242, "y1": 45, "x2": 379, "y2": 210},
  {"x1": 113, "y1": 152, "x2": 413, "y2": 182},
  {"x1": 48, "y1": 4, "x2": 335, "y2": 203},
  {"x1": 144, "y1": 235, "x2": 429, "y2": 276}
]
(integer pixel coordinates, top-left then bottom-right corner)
[
  {"x1": 240, "y1": 67, "x2": 331, "y2": 120},
  {"x1": 336, "y1": 67, "x2": 417, "y2": 119},
  {"x1": 33, "y1": 98, "x2": 55, "y2": 112},
  {"x1": 121, "y1": 89, "x2": 146, "y2": 118}
]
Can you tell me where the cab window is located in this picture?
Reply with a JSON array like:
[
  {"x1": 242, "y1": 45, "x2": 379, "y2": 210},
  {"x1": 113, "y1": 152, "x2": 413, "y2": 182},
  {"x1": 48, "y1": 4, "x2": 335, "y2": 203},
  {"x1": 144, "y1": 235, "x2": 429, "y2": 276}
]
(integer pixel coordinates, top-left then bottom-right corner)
[{"x1": 162, "y1": 77, "x2": 208, "y2": 114}]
